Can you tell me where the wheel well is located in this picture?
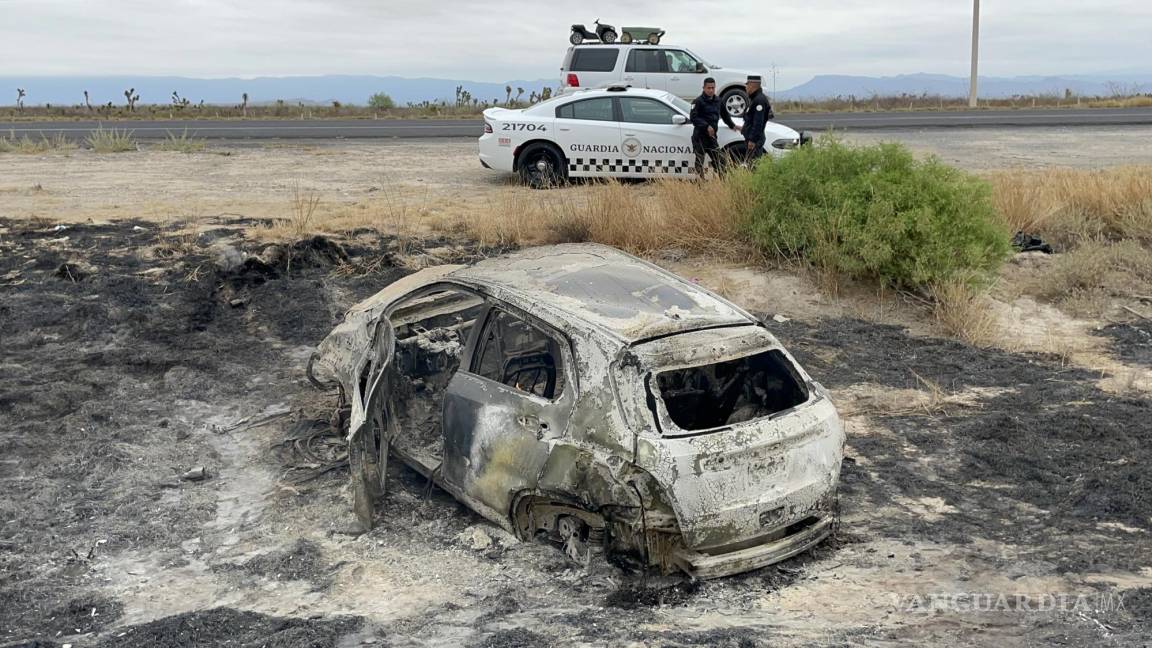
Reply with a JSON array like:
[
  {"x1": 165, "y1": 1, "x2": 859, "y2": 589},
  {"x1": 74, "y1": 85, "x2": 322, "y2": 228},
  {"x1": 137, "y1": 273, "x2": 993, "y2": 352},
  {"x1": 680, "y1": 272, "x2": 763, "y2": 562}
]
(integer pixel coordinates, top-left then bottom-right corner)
[
  {"x1": 511, "y1": 492, "x2": 604, "y2": 541},
  {"x1": 514, "y1": 139, "x2": 566, "y2": 171},
  {"x1": 720, "y1": 85, "x2": 746, "y2": 96}
]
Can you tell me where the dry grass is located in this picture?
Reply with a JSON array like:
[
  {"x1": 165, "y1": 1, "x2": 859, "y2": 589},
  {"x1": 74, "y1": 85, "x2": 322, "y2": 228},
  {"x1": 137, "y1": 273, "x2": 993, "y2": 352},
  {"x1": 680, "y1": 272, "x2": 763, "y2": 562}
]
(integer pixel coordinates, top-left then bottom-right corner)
[
  {"x1": 0, "y1": 132, "x2": 77, "y2": 154},
  {"x1": 1022, "y1": 240, "x2": 1152, "y2": 315},
  {"x1": 255, "y1": 183, "x2": 322, "y2": 241},
  {"x1": 989, "y1": 167, "x2": 1152, "y2": 247},
  {"x1": 153, "y1": 130, "x2": 206, "y2": 153},
  {"x1": 930, "y1": 280, "x2": 1002, "y2": 346},
  {"x1": 85, "y1": 127, "x2": 137, "y2": 153},
  {"x1": 440, "y1": 175, "x2": 753, "y2": 257}
]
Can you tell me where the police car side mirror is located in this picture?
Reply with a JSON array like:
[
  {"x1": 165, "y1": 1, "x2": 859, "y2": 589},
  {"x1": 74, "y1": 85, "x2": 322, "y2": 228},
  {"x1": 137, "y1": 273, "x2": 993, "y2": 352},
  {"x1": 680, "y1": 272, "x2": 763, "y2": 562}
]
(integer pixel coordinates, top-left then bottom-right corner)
[
  {"x1": 696, "y1": 62, "x2": 707, "y2": 73},
  {"x1": 671, "y1": 114, "x2": 688, "y2": 125}
]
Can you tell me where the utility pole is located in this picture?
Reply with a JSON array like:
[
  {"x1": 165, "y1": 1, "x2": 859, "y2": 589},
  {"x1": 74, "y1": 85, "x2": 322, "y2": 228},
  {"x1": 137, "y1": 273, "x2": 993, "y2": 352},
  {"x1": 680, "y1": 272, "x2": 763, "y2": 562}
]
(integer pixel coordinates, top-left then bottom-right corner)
[{"x1": 968, "y1": 0, "x2": 980, "y2": 108}]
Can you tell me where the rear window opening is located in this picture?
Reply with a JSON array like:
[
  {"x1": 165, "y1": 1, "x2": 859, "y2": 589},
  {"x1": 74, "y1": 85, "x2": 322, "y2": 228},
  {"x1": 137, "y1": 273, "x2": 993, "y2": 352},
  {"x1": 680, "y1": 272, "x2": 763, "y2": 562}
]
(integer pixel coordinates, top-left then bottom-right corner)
[
  {"x1": 654, "y1": 349, "x2": 809, "y2": 432},
  {"x1": 569, "y1": 48, "x2": 620, "y2": 72}
]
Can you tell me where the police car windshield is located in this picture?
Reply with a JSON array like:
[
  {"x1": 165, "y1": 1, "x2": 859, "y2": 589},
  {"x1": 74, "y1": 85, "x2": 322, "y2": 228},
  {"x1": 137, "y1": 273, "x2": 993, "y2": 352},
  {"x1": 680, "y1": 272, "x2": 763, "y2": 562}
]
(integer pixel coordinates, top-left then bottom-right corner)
[{"x1": 668, "y1": 96, "x2": 692, "y2": 114}]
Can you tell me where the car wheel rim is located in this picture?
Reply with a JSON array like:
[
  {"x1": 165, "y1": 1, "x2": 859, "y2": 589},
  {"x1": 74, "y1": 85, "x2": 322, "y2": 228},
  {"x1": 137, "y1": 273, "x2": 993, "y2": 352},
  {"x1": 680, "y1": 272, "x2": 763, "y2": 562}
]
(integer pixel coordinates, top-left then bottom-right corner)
[
  {"x1": 529, "y1": 154, "x2": 555, "y2": 184},
  {"x1": 726, "y1": 95, "x2": 746, "y2": 116}
]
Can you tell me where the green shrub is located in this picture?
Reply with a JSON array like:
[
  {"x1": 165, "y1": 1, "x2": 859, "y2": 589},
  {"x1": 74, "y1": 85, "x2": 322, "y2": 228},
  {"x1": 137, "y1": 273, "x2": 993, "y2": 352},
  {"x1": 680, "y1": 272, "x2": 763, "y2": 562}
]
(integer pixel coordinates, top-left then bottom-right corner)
[
  {"x1": 367, "y1": 92, "x2": 395, "y2": 110},
  {"x1": 740, "y1": 138, "x2": 1012, "y2": 289}
]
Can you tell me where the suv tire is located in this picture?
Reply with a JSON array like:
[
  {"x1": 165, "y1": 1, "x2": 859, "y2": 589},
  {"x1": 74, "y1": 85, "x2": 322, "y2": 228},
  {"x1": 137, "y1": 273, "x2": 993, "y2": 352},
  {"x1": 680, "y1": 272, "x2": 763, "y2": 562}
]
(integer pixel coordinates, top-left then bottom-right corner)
[{"x1": 721, "y1": 88, "x2": 749, "y2": 118}]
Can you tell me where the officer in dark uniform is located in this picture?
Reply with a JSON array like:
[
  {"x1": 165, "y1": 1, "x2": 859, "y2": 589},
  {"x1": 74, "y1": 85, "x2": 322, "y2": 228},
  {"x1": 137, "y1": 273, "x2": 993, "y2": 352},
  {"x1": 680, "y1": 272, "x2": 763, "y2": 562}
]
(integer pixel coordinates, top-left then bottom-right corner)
[
  {"x1": 688, "y1": 77, "x2": 738, "y2": 176},
  {"x1": 741, "y1": 74, "x2": 774, "y2": 162}
]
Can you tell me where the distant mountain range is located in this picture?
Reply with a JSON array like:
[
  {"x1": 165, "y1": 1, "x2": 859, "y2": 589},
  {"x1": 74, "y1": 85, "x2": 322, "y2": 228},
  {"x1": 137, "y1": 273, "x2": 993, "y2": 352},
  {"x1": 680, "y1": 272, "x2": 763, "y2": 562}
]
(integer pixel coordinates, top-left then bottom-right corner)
[
  {"x1": 778, "y1": 72, "x2": 1152, "y2": 99},
  {"x1": 2, "y1": 71, "x2": 1150, "y2": 107}
]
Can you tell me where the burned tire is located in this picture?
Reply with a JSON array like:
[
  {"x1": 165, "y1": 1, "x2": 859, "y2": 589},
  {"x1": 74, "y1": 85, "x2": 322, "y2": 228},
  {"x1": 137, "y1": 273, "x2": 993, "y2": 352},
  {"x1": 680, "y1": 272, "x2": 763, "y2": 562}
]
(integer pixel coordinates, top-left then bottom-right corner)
[
  {"x1": 721, "y1": 87, "x2": 749, "y2": 118},
  {"x1": 517, "y1": 142, "x2": 566, "y2": 189}
]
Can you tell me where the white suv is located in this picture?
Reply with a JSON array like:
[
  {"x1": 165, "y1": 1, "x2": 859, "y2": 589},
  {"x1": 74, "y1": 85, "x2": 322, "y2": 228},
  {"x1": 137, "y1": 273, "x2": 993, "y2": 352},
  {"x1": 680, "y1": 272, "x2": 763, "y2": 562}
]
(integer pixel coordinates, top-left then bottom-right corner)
[{"x1": 561, "y1": 44, "x2": 757, "y2": 117}]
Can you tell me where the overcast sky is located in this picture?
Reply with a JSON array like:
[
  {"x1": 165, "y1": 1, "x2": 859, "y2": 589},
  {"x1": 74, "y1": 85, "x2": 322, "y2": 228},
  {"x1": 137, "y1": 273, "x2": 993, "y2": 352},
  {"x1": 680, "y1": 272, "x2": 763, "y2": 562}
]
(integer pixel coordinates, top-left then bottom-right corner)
[{"x1": 2, "y1": 0, "x2": 1150, "y2": 86}]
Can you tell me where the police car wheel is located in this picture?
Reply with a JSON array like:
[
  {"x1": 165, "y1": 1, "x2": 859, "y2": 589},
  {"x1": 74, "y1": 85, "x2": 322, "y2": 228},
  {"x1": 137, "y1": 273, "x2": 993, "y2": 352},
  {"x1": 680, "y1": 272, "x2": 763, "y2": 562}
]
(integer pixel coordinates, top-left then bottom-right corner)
[
  {"x1": 722, "y1": 143, "x2": 749, "y2": 168},
  {"x1": 721, "y1": 88, "x2": 749, "y2": 118},
  {"x1": 518, "y1": 143, "x2": 566, "y2": 189}
]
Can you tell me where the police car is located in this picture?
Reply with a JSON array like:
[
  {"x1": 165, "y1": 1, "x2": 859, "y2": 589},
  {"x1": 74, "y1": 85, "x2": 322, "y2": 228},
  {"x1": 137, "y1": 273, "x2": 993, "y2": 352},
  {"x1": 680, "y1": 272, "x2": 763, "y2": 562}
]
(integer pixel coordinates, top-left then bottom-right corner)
[{"x1": 478, "y1": 86, "x2": 807, "y2": 188}]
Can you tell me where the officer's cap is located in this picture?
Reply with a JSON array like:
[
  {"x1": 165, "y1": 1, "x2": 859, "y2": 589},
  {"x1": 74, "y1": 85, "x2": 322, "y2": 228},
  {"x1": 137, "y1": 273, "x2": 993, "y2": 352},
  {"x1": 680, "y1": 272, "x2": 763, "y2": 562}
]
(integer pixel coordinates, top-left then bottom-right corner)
[{"x1": 747, "y1": 75, "x2": 762, "y2": 82}]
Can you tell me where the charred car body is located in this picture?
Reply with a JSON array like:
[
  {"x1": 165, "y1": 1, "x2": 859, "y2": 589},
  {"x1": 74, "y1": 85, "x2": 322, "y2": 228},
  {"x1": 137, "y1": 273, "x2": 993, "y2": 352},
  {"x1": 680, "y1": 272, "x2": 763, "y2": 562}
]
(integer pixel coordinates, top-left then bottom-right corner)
[{"x1": 309, "y1": 244, "x2": 845, "y2": 579}]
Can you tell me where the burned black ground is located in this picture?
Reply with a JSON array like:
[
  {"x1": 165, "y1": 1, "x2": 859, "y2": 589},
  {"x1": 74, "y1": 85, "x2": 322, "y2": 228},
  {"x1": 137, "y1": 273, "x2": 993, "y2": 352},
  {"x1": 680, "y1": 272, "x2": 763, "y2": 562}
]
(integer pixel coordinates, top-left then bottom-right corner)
[
  {"x1": 1098, "y1": 320, "x2": 1152, "y2": 368},
  {"x1": 92, "y1": 608, "x2": 361, "y2": 648},
  {"x1": 0, "y1": 218, "x2": 490, "y2": 644},
  {"x1": 772, "y1": 317, "x2": 1152, "y2": 575}
]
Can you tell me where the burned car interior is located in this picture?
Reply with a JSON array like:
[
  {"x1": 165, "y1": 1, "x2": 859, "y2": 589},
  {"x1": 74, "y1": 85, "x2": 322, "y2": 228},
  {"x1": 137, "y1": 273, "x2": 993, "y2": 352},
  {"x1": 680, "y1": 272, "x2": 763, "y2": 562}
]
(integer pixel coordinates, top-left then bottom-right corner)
[
  {"x1": 387, "y1": 288, "x2": 482, "y2": 466},
  {"x1": 653, "y1": 349, "x2": 810, "y2": 432},
  {"x1": 473, "y1": 309, "x2": 568, "y2": 400},
  {"x1": 311, "y1": 244, "x2": 846, "y2": 580}
]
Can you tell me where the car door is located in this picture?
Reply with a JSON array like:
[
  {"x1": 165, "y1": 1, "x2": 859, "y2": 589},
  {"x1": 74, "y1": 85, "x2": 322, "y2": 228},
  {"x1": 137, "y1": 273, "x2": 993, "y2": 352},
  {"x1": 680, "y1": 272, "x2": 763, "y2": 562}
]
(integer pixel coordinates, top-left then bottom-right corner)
[
  {"x1": 623, "y1": 48, "x2": 667, "y2": 90},
  {"x1": 441, "y1": 306, "x2": 576, "y2": 521},
  {"x1": 660, "y1": 49, "x2": 708, "y2": 99},
  {"x1": 553, "y1": 97, "x2": 621, "y2": 177},
  {"x1": 617, "y1": 96, "x2": 696, "y2": 177}
]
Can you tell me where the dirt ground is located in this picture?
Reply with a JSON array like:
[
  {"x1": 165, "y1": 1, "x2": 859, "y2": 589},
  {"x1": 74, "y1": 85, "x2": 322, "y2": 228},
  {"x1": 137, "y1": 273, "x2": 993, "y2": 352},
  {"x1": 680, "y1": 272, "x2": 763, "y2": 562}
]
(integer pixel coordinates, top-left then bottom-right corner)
[{"x1": 2, "y1": 132, "x2": 1151, "y2": 647}]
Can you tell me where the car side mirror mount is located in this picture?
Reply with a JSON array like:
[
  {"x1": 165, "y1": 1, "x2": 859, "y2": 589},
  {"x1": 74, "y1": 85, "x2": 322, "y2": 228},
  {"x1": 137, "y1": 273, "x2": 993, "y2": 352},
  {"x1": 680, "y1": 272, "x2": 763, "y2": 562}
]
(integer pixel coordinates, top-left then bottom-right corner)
[{"x1": 671, "y1": 114, "x2": 688, "y2": 125}]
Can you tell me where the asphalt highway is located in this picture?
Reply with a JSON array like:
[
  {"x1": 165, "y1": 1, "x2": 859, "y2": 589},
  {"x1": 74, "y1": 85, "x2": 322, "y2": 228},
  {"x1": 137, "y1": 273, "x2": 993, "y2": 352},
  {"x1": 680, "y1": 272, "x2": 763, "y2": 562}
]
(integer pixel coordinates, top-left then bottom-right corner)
[{"x1": 3, "y1": 107, "x2": 1150, "y2": 140}]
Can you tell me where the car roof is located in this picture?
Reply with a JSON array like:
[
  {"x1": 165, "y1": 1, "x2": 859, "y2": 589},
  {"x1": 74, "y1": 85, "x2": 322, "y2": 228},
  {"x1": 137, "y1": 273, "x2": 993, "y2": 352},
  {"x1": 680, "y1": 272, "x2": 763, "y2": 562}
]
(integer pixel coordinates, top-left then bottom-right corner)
[
  {"x1": 555, "y1": 87, "x2": 676, "y2": 102},
  {"x1": 447, "y1": 244, "x2": 757, "y2": 346}
]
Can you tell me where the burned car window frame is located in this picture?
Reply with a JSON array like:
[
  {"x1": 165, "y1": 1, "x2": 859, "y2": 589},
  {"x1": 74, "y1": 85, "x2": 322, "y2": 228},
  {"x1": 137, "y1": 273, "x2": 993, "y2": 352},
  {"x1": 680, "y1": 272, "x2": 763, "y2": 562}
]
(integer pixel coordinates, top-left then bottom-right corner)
[
  {"x1": 646, "y1": 347, "x2": 815, "y2": 438},
  {"x1": 467, "y1": 304, "x2": 576, "y2": 404}
]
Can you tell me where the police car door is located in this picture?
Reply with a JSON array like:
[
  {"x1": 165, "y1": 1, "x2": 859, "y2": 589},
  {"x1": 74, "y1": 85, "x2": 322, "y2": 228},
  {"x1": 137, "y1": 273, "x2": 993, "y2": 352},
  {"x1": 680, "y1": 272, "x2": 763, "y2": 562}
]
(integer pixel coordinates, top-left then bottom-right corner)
[
  {"x1": 554, "y1": 96, "x2": 623, "y2": 179},
  {"x1": 617, "y1": 96, "x2": 695, "y2": 178}
]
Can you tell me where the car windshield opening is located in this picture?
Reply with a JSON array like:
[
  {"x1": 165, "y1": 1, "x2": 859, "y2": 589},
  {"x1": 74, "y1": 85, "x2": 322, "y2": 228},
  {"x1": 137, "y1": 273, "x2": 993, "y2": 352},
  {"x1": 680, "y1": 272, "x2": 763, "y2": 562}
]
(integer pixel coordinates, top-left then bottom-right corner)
[{"x1": 654, "y1": 349, "x2": 809, "y2": 431}]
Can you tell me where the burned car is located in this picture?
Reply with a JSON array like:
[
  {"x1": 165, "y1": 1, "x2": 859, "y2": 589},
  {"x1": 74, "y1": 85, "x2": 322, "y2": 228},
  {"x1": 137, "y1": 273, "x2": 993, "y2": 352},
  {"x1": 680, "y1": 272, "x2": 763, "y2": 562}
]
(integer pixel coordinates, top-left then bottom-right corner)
[{"x1": 309, "y1": 244, "x2": 844, "y2": 579}]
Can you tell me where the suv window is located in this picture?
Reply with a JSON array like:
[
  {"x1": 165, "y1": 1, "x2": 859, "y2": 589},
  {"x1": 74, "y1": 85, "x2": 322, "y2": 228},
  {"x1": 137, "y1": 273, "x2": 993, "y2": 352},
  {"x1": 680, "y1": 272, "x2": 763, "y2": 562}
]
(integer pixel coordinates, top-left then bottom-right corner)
[
  {"x1": 557, "y1": 97, "x2": 615, "y2": 121},
  {"x1": 473, "y1": 309, "x2": 567, "y2": 400},
  {"x1": 625, "y1": 49, "x2": 666, "y2": 73},
  {"x1": 619, "y1": 98, "x2": 678, "y2": 125},
  {"x1": 569, "y1": 48, "x2": 619, "y2": 72},
  {"x1": 664, "y1": 50, "x2": 700, "y2": 74}
]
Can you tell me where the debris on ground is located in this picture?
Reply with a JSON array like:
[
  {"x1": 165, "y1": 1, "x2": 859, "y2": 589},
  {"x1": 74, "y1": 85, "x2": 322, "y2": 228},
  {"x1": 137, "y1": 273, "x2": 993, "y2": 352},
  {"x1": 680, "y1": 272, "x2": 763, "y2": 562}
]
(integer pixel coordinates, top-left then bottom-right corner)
[
  {"x1": 180, "y1": 466, "x2": 209, "y2": 482},
  {"x1": 1012, "y1": 231, "x2": 1054, "y2": 254}
]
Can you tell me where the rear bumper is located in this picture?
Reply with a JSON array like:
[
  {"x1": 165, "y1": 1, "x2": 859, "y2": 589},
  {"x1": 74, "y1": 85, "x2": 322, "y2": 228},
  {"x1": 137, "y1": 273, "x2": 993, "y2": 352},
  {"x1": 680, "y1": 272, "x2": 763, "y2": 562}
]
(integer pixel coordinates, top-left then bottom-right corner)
[{"x1": 672, "y1": 515, "x2": 833, "y2": 580}]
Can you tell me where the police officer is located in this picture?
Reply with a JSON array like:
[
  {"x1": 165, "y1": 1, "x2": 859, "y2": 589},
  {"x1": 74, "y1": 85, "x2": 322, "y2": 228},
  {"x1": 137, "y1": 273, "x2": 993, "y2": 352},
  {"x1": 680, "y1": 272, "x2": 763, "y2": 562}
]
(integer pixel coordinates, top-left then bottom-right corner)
[
  {"x1": 689, "y1": 77, "x2": 738, "y2": 176},
  {"x1": 741, "y1": 74, "x2": 774, "y2": 161}
]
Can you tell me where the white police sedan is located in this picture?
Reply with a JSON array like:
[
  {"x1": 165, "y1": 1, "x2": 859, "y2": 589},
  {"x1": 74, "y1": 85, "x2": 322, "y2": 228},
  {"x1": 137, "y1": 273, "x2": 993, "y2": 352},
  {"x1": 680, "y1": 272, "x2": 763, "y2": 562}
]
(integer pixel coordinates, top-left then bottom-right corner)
[{"x1": 478, "y1": 86, "x2": 809, "y2": 188}]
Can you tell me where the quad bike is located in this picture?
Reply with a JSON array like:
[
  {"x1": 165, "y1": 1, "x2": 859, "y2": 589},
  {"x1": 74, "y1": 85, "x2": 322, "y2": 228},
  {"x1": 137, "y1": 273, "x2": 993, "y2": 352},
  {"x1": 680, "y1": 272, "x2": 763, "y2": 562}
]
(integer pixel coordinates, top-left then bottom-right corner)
[
  {"x1": 570, "y1": 19, "x2": 618, "y2": 45},
  {"x1": 620, "y1": 27, "x2": 665, "y2": 44}
]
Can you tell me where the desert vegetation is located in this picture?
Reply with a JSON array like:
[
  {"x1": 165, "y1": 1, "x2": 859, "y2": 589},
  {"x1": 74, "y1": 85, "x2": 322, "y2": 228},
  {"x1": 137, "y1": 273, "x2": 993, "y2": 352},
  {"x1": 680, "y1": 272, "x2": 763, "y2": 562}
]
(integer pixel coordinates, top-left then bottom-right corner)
[
  {"x1": 4, "y1": 87, "x2": 1150, "y2": 121},
  {"x1": 84, "y1": 127, "x2": 137, "y2": 152},
  {"x1": 418, "y1": 140, "x2": 1151, "y2": 344}
]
